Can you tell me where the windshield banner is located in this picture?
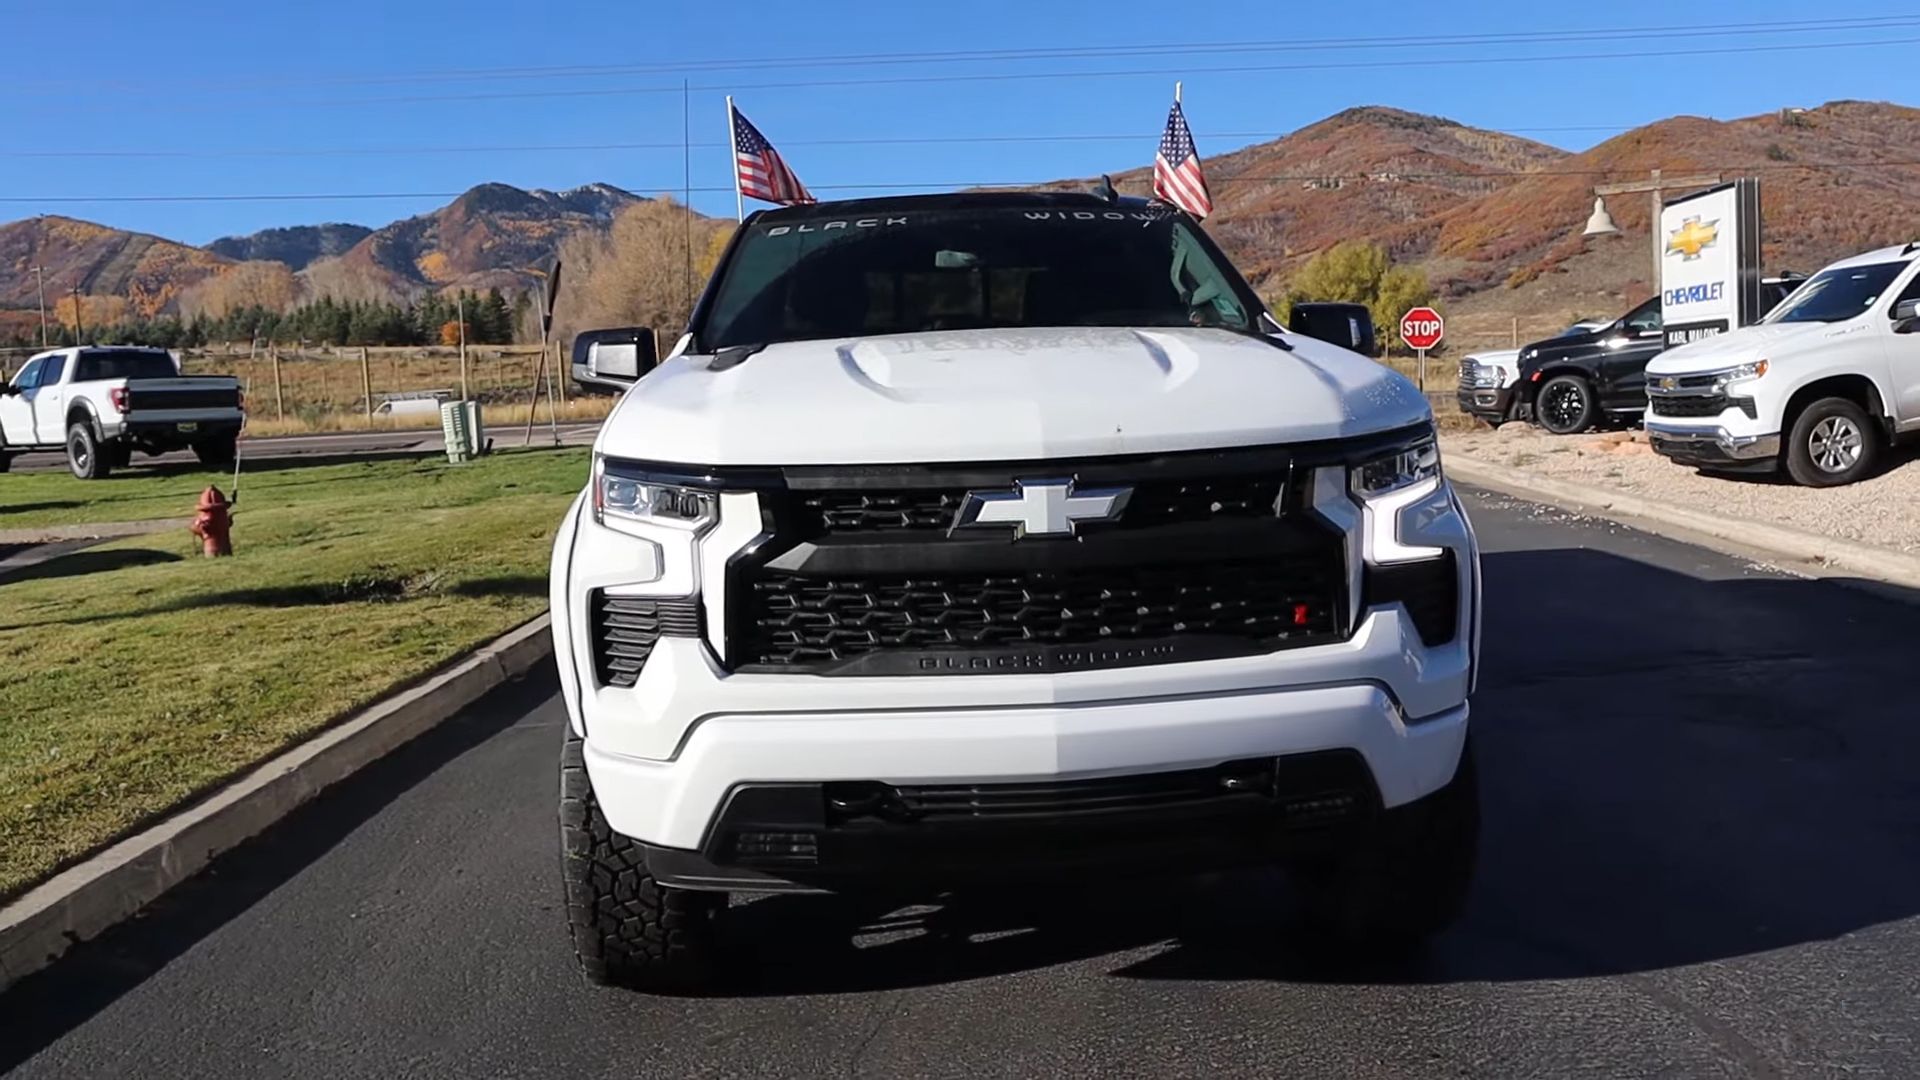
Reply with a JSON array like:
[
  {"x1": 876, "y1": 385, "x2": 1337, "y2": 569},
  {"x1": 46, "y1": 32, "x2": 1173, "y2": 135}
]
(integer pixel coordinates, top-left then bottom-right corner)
[{"x1": 1659, "y1": 178, "x2": 1763, "y2": 348}]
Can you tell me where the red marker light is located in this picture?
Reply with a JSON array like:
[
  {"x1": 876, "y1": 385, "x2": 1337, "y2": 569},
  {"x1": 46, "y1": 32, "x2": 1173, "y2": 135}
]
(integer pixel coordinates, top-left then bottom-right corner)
[{"x1": 1293, "y1": 603, "x2": 1312, "y2": 626}]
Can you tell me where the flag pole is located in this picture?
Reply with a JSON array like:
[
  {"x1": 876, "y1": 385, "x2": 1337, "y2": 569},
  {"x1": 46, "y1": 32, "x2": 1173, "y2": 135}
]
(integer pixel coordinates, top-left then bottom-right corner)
[
  {"x1": 726, "y1": 95, "x2": 744, "y2": 223},
  {"x1": 1174, "y1": 80, "x2": 1182, "y2": 105}
]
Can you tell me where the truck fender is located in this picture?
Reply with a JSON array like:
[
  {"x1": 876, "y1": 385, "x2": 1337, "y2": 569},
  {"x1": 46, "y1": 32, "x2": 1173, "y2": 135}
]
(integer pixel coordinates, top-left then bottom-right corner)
[{"x1": 65, "y1": 397, "x2": 106, "y2": 441}]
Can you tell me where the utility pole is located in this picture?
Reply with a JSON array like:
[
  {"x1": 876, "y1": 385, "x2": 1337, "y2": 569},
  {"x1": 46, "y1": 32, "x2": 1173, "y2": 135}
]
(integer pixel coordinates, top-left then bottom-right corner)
[
  {"x1": 457, "y1": 291, "x2": 469, "y2": 399},
  {"x1": 70, "y1": 286, "x2": 84, "y2": 344},
  {"x1": 1591, "y1": 168, "x2": 1722, "y2": 289},
  {"x1": 31, "y1": 266, "x2": 48, "y2": 347}
]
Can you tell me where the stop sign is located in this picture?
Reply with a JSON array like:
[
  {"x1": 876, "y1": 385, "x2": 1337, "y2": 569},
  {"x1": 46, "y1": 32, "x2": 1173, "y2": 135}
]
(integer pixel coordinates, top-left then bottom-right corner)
[{"x1": 1400, "y1": 307, "x2": 1445, "y2": 351}]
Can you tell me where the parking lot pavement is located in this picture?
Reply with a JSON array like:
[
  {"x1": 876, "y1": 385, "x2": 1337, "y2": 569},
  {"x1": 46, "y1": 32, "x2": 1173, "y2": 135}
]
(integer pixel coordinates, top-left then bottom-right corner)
[
  {"x1": 6, "y1": 422, "x2": 602, "y2": 473},
  {"x1": 5, "y1": 487, "x2": 1919, "y2": 1079}
]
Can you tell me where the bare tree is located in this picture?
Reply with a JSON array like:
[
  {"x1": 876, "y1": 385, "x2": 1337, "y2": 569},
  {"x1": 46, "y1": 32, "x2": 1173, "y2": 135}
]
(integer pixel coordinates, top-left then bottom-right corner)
[
  {"x1": 178, "y1": 260, "x2": 300, "y2": 319},
  {"x1": 552, "y1": 198, "x2": 732, "y2": 346}
]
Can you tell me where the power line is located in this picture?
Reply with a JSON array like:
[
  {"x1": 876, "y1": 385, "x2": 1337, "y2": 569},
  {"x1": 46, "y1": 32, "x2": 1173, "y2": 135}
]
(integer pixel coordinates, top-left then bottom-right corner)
[
  {"x1": 0, "y1": 126, "x2": 1646, "y2": 160},
  {"x1": 7, "y1": 158, "x2": 1917, "y2": 205},
  {"x1": 13, "y1": 14, "x2": 1917, "y2": 96},
  {"x1": 30, "y1": 34, "x2": 1920, "y2": 114}
]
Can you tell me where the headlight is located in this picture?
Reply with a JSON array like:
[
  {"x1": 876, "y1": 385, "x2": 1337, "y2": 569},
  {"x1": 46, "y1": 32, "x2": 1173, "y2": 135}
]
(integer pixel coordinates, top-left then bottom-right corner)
[
  {"x1": 1519, "y1": 347, "x2": 1538, "y2": 362},
  {"x1": 1713, "y1": 359, "x2": 1769, "y2": 389},
  {"x1": 1350, "y1": 433, "x2": 1441, "y2": 500},
  {"x1": 593, "y1": 457, "x2": 718, "y2": 533}
]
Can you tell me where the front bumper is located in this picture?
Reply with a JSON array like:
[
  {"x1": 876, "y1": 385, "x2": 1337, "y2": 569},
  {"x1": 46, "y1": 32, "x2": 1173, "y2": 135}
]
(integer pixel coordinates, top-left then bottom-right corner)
[
  {"x1": 1645, "y1": 421, "x2": 1780, "y2": 468},
  {"x1": 1455, "y1": 384, "x2": 1516, "y2": 423},
  {"x1": 592, "y1": 688, "x2": 1468, "y2": 892}
]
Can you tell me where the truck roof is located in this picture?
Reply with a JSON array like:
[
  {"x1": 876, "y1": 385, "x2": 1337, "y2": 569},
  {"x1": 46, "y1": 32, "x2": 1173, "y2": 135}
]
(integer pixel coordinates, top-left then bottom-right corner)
[
  {"x1": 752, "y1": 190, "x2": 1161, "y2": 222},
  {"x1": 1822, "y1": 242, "x2": 1920, "y2": 270}
]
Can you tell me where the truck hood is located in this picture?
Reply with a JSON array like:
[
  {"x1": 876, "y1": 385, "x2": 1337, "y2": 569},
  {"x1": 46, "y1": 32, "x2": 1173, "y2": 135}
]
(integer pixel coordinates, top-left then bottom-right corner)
[
  {"x1": 1646, "y1": 322, "x2": 1837, "y2": 374},
  {"x1": 597, "y1": 326, "x2": 1429, "y2": 465}
]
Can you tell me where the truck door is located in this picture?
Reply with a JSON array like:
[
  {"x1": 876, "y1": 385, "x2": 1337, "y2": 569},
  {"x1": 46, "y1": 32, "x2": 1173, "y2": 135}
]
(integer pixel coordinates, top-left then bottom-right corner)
[
  {"x1": 1885, "y1": 268, "x2": 1920, "y2": 424},
  {"x1": 31, "y1": 354, "x2": 68, "y2": 444},
  {"x1": 1598, "y1": 298, "x2": 1665, "y2": 409},
  {"x1": 0, "y1": 358, "x2": 45, "y2": 446}
]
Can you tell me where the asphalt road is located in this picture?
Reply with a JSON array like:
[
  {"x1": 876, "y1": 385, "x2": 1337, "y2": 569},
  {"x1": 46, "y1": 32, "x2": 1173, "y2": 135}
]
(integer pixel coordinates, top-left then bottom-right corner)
[
  {"x1": 7, "y1": 488, "x2": 1920, "y2": 1079},
  {"x1": 7, "y1": 422, "x2": 602, "y2": 473}
]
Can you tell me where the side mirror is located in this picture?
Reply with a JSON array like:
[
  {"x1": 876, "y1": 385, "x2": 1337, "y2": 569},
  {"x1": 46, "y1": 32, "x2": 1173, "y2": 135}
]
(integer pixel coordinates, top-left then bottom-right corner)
[
  {"x1": 572, "y1": 327, "x2": 658, "y2": 385},
  {"x1": 0, "y1": 382, "x2": 17, "y2": 397},
  {"x1": 1894, "y1": 298, "x2": 1920, "y2": 334}
]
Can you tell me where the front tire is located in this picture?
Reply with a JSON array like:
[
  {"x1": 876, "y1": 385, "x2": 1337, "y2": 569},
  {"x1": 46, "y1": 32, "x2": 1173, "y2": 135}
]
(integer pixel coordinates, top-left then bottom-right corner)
[
  {"x1": 1785, "y1": 397, "x2": 1880, "y2": 487},
  {"x1": 560, "y1": 729, "x2": 721, "y2": 992},
  {"x1": 67, "y1": 422, "x2": 112, "y2": 480},
  {"x1": 1535, "y1": 375, "x2": 1596, "y2": 435},
  {"x1": 1291, "y1": 742, "x2": 1479, "y2": 950}
]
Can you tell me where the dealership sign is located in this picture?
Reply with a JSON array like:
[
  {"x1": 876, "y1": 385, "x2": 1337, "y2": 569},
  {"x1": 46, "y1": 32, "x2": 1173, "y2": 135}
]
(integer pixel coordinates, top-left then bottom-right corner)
[{"x1": 1659, "y1": 178, "x2": 1763, "y2": 348}]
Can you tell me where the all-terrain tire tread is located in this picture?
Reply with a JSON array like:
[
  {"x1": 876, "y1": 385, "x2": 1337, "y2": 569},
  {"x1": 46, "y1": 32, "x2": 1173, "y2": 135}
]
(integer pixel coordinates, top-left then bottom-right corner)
[{"x1": 559, "y1": 730, "x2": 715, "y2": 990}]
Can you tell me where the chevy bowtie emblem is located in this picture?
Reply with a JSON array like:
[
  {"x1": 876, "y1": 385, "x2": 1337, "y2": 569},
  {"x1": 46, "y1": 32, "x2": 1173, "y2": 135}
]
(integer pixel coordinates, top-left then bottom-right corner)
[
  {"x1": 951, "y1": 478, "x2": 1131, "y2": 538},
  {"x1": 1659, "y1": 376, "x2": 1678, "y2": 390},
  {"x1": 1666, "y1": 216, "x2": 1719, "y2": 260}
]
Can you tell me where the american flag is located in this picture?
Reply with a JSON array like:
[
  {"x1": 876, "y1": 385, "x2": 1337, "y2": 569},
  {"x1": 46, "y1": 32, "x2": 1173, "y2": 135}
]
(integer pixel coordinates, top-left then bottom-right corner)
[
  {"x1": 1153, "y1": 101, "x2": 1212, "y2": 219},
  {"x1": 731, "y1": 102, "x2": 815, "y2": 207}
]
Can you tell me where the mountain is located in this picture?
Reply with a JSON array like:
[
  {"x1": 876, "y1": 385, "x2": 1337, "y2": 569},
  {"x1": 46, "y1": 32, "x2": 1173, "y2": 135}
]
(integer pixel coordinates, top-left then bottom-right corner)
[
  {"x1": 1103, "y1": 106, "x2": 1571, "y2": 283},
  {"x1": 0, "y1": 215, "x2": 230, "y2": 316},
  {"x1": 1424, "y1": 100, "x2": 1920, "y2": 316},
  {"x1": 207, "y1": 223, "x2": 373, "y2": 271},
  {"x1": 319, "y1": 182, "x2": 645, "y2": 296}
]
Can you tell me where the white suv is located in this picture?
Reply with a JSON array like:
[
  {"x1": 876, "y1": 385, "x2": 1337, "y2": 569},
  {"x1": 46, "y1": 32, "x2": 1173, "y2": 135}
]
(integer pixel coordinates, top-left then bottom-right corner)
[
  {"x1": 549, "y1": 192, "x2": 1482, "y2": 990},
  {"x1": 1646, "y1": 242, "x2": 1920, "y2": 486}
]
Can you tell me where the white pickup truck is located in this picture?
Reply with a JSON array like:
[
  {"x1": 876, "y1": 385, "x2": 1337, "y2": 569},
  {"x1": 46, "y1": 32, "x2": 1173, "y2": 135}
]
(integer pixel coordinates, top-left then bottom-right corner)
[
  {"x1": 547, "y1": 191, "x2": 1483, "y2": 991},
  {"x1": 1645, "y1": 243, "x2": 1920, "y2": 486},
  {"x1": 0, "y1": 346, "x2": 245, "y2": 479}
]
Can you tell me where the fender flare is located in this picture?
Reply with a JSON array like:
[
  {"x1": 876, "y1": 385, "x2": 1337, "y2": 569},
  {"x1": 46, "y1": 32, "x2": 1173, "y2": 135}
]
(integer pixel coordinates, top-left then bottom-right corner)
[{"x1": 64, "y1": 397, "x2": 107, "y2": 441}]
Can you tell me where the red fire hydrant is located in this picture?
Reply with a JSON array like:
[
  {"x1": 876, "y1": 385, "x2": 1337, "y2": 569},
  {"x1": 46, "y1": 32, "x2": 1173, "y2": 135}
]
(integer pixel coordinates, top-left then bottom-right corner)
[{"x1": 190, "y1": 486, "x2": 234, "y2": 557}]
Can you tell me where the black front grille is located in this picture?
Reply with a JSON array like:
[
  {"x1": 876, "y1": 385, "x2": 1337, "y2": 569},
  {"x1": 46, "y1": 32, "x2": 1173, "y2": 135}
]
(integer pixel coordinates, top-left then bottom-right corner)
[
  {"x1": 590, "y1": 593, "x2": 703, "y2": 687},
  {"x1": 1650, "y1": 394, "x2": 1730, "y2": 418},
  {"x1": 797, "y1": 474, "x2": 1283, "y2": 536},
  {"x1": 130, "y1": 387, "x2": 239, "y2": 411},
  {"x1": 734, "y1": 556, "x2": 1341, "y2": 670}
]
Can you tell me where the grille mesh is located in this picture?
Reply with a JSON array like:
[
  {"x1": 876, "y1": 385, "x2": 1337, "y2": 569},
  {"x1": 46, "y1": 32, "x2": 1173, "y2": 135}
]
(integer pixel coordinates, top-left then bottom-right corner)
[{"x1": 736, "y1": 557, "x2": 1339, "y2": 668}]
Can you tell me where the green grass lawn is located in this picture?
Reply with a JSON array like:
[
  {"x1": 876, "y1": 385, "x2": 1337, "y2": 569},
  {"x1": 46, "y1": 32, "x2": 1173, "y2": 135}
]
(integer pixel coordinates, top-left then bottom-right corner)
[{"x1": 0, "y1": 448, "x2": 588, "y2": 899}]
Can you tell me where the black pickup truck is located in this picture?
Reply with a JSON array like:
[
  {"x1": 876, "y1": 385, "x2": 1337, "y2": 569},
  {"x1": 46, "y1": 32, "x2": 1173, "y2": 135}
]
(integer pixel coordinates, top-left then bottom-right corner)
[{"x1": 1462, "y1": 275, "x2": 1805, "y2": 435}]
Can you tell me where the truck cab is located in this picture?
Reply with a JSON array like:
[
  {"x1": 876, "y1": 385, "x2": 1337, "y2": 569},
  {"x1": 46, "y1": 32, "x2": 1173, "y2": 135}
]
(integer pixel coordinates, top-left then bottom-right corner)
[
  {"x1": 1645, "y1": 243, "x2": 1920, "y2": 486},
  {"x1": 546, "y1": 191, "x2": 1483, "y2": 991}
]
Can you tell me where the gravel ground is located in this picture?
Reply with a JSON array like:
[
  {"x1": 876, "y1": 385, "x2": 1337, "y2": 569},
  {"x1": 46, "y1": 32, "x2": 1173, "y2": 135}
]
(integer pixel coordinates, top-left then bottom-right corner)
[{"x1": 1442, "y1": 423, "x2": 1920, "y2": 555}]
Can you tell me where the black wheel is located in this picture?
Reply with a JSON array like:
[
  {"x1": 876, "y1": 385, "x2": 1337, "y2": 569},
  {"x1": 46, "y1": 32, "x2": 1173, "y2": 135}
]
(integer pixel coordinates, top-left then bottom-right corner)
[
  {"x1": 67, "y1": 422, "x2": 111, "y2": 480},
  {"x1": 1291, "y1": 741, "x2": 1479, "y2": 951},
  {"x1": 1534, "y1": 375, "x2": 1596, "y2": 435},
  {"x1": 194, "y1": 436, "x2": 238, "y2": 467},
  {"x1": 560, "y1": 728, "x2": 721, "y2": 991},
  {"x1": 1785, "y1": 397, "x2": 1880, "y2": 487},
  {"x1": 0, "y1": 449, "x2": 11, "y2": 473}
]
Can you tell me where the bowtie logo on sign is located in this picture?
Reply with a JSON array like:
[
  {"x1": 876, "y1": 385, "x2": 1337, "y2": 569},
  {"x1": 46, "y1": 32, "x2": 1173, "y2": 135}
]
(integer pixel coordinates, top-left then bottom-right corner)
[{"x1": 1665, "y1": 216, "x2": 1720, "y2": 261}]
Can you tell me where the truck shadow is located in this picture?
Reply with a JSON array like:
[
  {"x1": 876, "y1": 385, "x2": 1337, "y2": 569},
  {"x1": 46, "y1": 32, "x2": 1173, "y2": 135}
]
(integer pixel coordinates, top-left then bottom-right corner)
[{"x1": 715, "y1": 547, "x2": 1920, "y2": 995}]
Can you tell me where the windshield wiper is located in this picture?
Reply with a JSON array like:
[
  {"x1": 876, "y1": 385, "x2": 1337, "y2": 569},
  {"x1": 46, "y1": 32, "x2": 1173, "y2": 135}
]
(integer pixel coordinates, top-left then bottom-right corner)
[{"x1": 708, "y1": 342, "x2": 768, "y2": 371}]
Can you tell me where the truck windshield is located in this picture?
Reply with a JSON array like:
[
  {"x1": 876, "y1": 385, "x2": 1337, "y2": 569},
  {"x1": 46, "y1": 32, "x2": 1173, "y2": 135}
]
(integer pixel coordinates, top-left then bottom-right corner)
[
  {"x1": 698, "y1": 207, "x2": 1256, "y2": 350},
  {"x1": 1764, "y1": 262, "x2": 1907, "y2": 324},
  {"x1": 73, "y1": 350, "x2": 178, "y2": 381}
]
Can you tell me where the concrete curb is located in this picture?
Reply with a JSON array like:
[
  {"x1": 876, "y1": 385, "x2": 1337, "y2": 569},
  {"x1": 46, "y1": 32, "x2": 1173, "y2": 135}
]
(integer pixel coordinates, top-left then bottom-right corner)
[
  {"x1": 0, "y1": 614, "x2": 554, "y2": 991},
  {"x1": 1447, "y1": 454, "x2": 1920, "y2": 591}
]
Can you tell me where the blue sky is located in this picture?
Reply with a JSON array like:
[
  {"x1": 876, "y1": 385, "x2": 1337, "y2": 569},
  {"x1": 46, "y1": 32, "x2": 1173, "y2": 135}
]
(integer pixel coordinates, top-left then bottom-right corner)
[{"x1": 3, "y1": 1, "x2": 1915, "y2": 244}]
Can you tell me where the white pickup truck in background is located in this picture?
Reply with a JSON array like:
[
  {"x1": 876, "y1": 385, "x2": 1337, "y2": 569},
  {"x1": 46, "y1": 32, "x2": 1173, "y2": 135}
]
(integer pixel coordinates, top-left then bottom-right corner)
[
  {"x1": 1645, "y1": 243, "x2": 1920, "y2": 486},
  {"x1": 0, "y1": 345, "x2": 245, "y2": 479}
]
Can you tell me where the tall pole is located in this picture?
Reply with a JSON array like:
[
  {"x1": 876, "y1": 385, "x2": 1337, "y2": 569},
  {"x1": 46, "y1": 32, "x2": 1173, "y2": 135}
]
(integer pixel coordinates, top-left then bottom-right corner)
[
  {"x1": 726, "y1": 95, "x2": 744, "y2": 223},
  {"x1": 683, "y1": 78, "x2": 694, "y2": 313},
  {"x1": 1648, "y1": 167, "x2": 1663, "y2": 291},
  {"x1": 70, "y1": 286, "x2": 83, "y2": 343},
  {"x1": 31, "y1": 267, "x2": 48, "y2": 347},
  {"x1": 457, "y1": 291, "x2": 469, "y2": 399}
]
